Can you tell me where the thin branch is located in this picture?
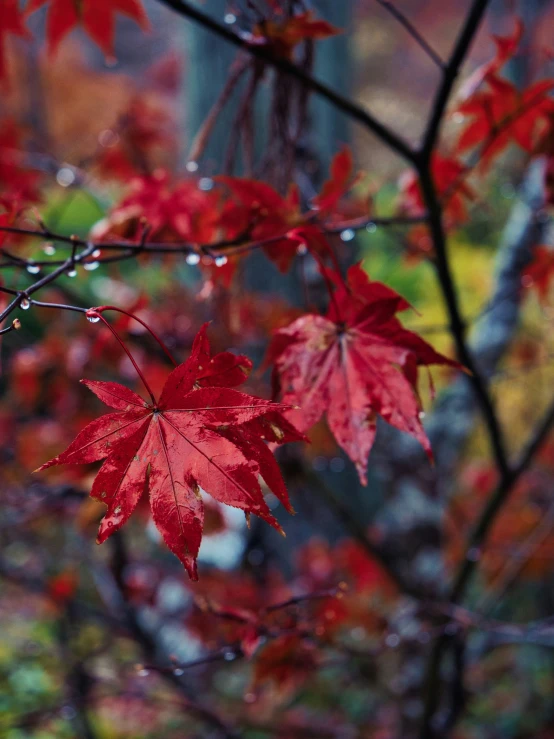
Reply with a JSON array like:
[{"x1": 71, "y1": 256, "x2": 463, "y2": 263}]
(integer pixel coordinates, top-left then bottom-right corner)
[
  {"x1": 420, "y1": 0, "x2": 491, "y2": 162},
  {"x1": 478, "y1": 499, "x2": 554, "y2": 615},
  {"x1": 450, "y1": 395, "x2": 554, "y2": 603},
  {"x1": 418, "y1": 168, "x2": 509, "y2": 479},
  {"x1": 419, "y1": 394, "x2": 554, "y2": 739},
  {"x1": 374, "y1": 0, "x2": 445, "y2": 69}
]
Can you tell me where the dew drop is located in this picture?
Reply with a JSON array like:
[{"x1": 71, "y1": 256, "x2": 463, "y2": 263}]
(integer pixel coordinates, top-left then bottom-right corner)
[
  {"x1": 340, "y1": 228, "x2": 355, "y2": 242},
  {"x1": 419, "y1": 411, "x2": 426, "y2": 420},
  {"x1": 87, "y1": 314, "x2": 100, "y2": 323},
  {"x1": 43, "y1": 243, "x2": 56, "y2": 256},
  {"x1": 198, "y1": 177, "x2": 214, "y2": 191},
  {"x1": 114, "y1": 506, "x2": 122, "y2": 514},
  {"x1": 215, "y1": 255, "x2": 228, "y2": 267},
  {"x1": 366, "y1": 222, "x2": 377, "y2": 234},
  {"x1": 224, "y1": 12, "x2": 236, "y2": 24},
  {"x1": 56, "y1": 167, "x2": 75, "y2": 187},
  {"x1": 186, "y1": 160, "x2": 199, "y2": 173},
  {"x1": 67, "y1": 268, "x2": 77, "y2": 278},
  {"x1": 385, "y1": 633, "x2": 400, "y2": 648},
  {"x1": 137, "y1": 668, "x2": 150, "y2": 677},
  {"x1": 20, "y1": 298, "x2": 31, "y2": 310},
  {"x1": 26, "y1": 263, "x2": 40, "y2": 275},
  {"x1": 84, "y1": 261, "x2": 100, "y2": 271},
  {"x1": 92, "y1": 249, "x2": 102, "y2": 259},
  {"x1": 186, "y1": 253, "x2": 201, "y2": 266},
  {"x1": 173, "y1": 668, "x2": 184, "y2": 676},
  {"x1": 223, "y1": 650, "x2": 236, "y2": 661},
  {"x1": 296, "y1": 242, "x2": 308, "y2": 256}
]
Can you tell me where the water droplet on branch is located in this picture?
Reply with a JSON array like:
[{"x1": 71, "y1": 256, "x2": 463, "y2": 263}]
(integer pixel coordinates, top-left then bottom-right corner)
[{"x1": 340, "y1": 228, "x2": 355, "y2": 242}]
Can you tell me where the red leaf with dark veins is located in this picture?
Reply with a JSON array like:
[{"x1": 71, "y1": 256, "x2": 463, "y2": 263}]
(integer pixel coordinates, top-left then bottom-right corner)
[
  {"x1": 37, "y1": 325, "x2": 298, "y2": 580},
  {"x1": 267, "y1": 264, "x2": 460, "y2": 484}
]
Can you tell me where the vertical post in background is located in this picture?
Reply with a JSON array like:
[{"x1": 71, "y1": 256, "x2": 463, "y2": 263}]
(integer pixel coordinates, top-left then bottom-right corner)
[{"x1": 311, "y1": 0, "x2": 352, "y2": 169}]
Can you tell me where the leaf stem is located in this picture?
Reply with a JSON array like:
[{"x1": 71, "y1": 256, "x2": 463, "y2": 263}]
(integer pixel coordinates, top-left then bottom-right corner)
[
  {"x1": 90, "y1": 312, "x2": 157, "y2": 406},
  {"x1": 94, "y1": 306, "x2": 178, "y2": 367}
]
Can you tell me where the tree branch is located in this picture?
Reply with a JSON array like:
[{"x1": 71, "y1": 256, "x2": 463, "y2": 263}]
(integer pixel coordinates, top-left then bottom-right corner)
[
  {"x1": 374, "y1": 0, "x2": 445, "y2": 69},
  {"x1": 420, "y1": 0, "x2": 491, "y2": 162}
]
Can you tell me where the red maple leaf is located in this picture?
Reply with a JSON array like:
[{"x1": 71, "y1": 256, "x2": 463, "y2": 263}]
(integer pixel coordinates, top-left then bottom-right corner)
[
  {"x1": 38, "y1": 325, "x2": 301, "y2": 580},
  {"x1": 26, "y1": 0, "x2": 149, "y2": 58},
  {"x1": 454, "y1": 74, "x2": 554, "y2": 169},
  {"x1": 0, "y1": 0, "x2": 30, "y2": 82},
  {"x1": 267, "y1": 264, "x2": 459, "y2": 484}
]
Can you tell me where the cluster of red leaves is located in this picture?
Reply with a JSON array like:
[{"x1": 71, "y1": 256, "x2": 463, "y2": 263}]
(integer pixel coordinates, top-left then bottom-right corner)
[
  {"x1": 39, "y1": 325, "x2": 303, "y2": 579},
  {"x1": 452, "y1": 19, "x2": 554, "y2": 178},
  {"x1": 0, "y1": 2, "x2": 340, "y2": 84},
  {"x1": 92, "y1": 169, "x2": 221, "y2": 245},
  {"x1": 1, "y1": 0, "x2": 149, "y2": 82},
  {"x1": 397, "y1": 19, "x2": 554, "y2": 255},
  {"x1": 93, "y1": 146, "x2": 367, "y2": 277},
  {"x1": 181, "y1": 535, "x2": 395, "y2": 698},
  {"x1": 267, "y1": 264, "x2": 459, "y2": 484},
  {"x1": 454, "y1": 75, "x2": 554, "y2": 170}
]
